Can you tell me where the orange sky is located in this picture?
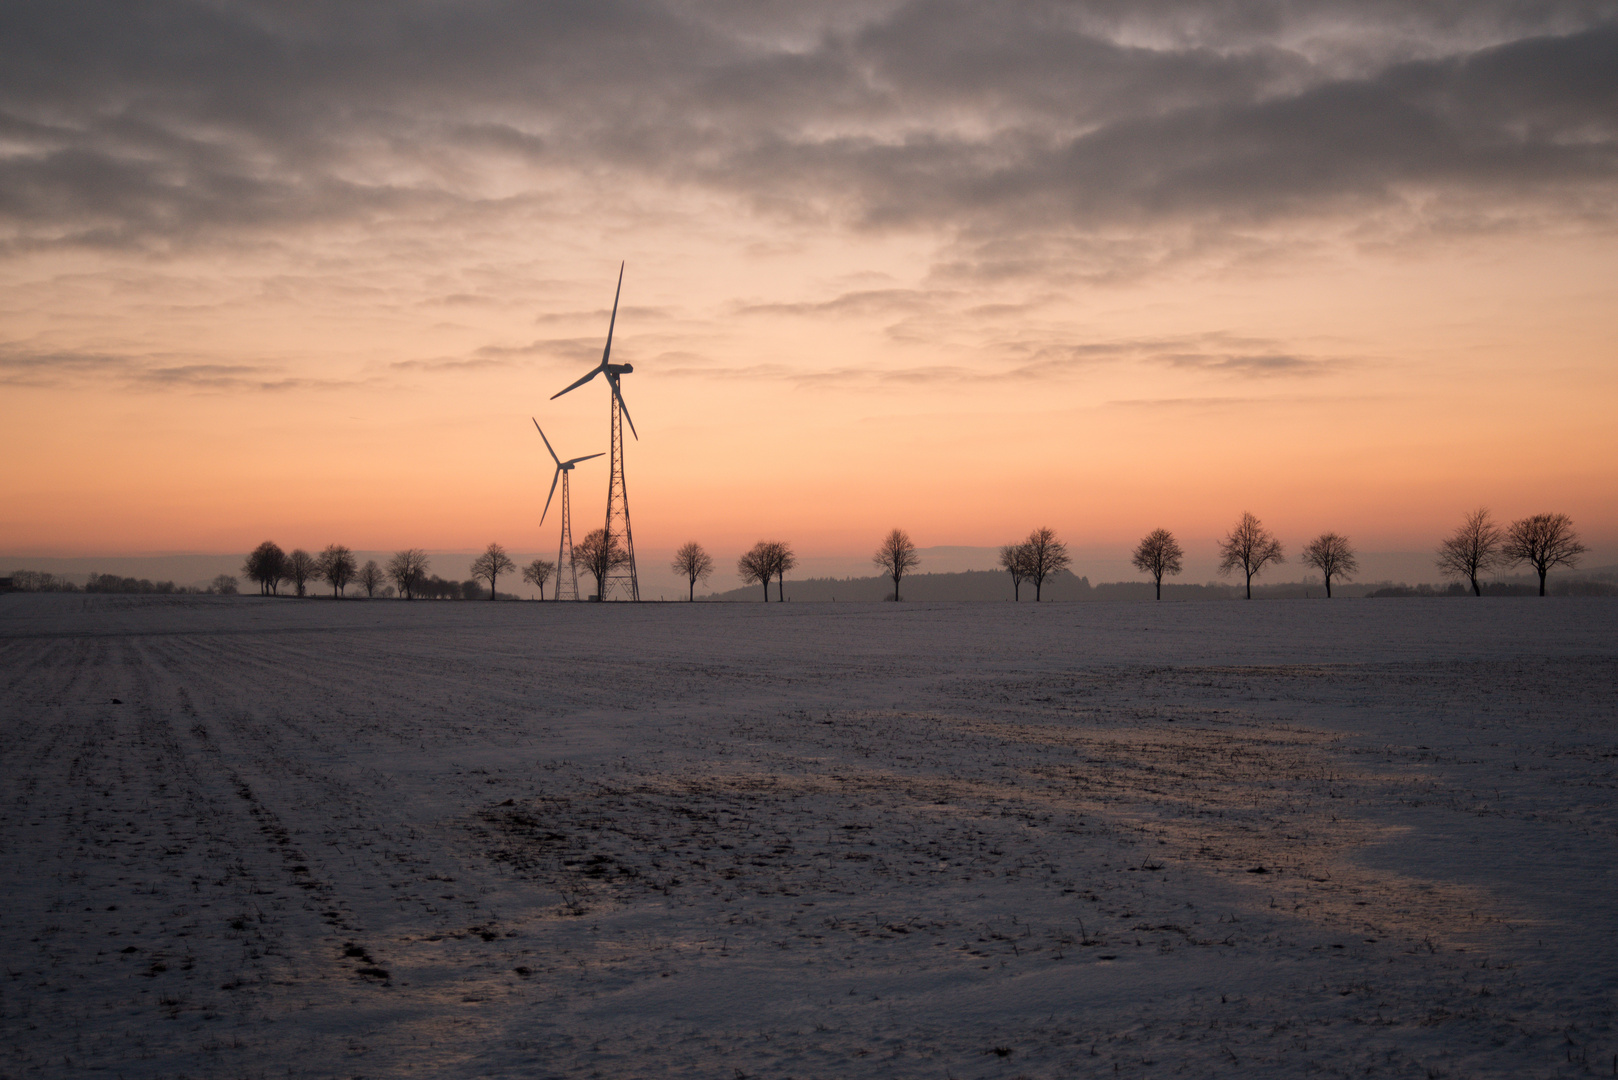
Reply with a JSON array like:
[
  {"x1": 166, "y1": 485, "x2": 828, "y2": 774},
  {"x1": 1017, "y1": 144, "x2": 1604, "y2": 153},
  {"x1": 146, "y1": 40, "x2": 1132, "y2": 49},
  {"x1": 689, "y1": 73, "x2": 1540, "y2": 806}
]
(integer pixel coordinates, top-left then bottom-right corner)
[{"x1": 3, "y1": 3, "x2": 1615, "y2": 585}]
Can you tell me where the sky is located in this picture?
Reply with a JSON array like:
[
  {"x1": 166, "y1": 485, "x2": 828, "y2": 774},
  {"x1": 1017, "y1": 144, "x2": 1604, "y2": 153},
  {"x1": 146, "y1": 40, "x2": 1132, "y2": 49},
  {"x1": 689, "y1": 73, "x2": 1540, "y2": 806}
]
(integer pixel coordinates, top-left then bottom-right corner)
[{"x1": 3, "y1": 1, "x2": 1616, "y2": 591}]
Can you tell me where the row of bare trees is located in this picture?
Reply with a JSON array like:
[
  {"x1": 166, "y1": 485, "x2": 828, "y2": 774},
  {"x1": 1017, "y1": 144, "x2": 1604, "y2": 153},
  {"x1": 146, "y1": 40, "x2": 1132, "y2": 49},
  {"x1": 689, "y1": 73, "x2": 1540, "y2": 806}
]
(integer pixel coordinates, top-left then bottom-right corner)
[
  {"x1": 1131, "y1": 514, "x2": 1399, "y2": 600},
  {"x1": 1438, "y1": 509, "x2": 1586, "y2": 596},
  {"x1": 239, "y1": 508, "x2": 1587, "y2": 605},
  {"x1": 242, "y1": 542, "x2": 521, "y2": 600},
  {"x1": 1126, "y1": 508, "x2": 1587, "y2": 600},
  {"x1": 737, "y1": 540, "x2": 798, "y2": 601},
  {"x1": 999, "y1": 527, "x2": 1073, "y2": 601},
  {"x1": 678, "y1": 509, "x2": 1585, "y2": 603}
]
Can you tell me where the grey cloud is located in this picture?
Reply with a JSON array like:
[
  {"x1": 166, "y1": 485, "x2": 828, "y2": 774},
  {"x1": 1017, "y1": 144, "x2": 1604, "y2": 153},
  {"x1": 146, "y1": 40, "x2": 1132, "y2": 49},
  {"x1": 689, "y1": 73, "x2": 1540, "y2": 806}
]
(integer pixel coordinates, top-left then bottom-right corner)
[
  {"x1": 659, "y1": 361, "x2": 794, "y2": 380},
  {"x1": 735, "y1": 289, "x2": 947, "y2": 318},
  {"x1": 389, "y1": 356, "x2": 515, "y2": 373},
  {"x1": 2, "y1": 1, "x2": 1615, "y2": 270},
  {"x1": 0, "y1": 341, "x2": 366, "y2": 390},
  {"x1": 473, "y1": 338, "x2": 603, "y2": 365},
  {"x1": 0, "y1": 344, "x2": 136, "y2": 385},
  {"x1": 1155, "y1": 352, "x2": 1335, "y2": 375},
  {"x1": 636, "y1": 328, "x2": 1342, "y2": 386},
  {"x1": 137, "y1": 363, "x2": 275, "y2": 387}
]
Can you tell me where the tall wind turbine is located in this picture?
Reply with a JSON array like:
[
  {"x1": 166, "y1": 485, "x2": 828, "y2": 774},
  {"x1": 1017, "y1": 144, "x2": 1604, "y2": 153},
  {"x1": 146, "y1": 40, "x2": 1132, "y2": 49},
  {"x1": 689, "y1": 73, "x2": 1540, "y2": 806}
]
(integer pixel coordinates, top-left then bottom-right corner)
[
  {"x1": 533, "y1": 419, "x2": 602, "y2": 602},
  {"x1": 552, "y1": 262, "x2": 640, "y2": 601}
]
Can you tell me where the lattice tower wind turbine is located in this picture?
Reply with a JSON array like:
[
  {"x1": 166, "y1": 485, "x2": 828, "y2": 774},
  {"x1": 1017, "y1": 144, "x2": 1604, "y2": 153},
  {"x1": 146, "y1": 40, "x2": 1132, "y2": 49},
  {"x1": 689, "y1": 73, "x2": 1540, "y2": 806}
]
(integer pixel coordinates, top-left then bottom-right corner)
[
  {"x1": 551, "y1": 262, "x2": 640, "y2": 601},
  {"x1": 533, "y1": 418, "x2": 602, "y2": 602}
]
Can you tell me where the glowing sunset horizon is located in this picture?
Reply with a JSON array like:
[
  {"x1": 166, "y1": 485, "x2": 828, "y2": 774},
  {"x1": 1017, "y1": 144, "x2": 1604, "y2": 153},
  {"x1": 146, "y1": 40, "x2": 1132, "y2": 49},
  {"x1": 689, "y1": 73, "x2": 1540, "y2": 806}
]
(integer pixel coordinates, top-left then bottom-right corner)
[{"x1": 3, "y1": 4, "x2": 1614, "y2": 574}]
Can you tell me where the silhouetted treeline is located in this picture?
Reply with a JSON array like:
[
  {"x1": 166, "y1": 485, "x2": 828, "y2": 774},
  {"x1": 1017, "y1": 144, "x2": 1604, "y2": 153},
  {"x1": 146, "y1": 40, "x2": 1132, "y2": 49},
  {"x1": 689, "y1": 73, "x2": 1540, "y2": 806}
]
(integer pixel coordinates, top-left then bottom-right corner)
[
  {"x1": 5, "y1": 570, "x2": 85, "y2": 592},
  {"x1": 413, "y1": 575, "x2": 517, "y2": 601},
  {"x1": 2, "y1": 570, "x2": 246, "y2": 594},
  {"x1": 1368, "y1": 579, "x2": 1618, "y2": 598}
]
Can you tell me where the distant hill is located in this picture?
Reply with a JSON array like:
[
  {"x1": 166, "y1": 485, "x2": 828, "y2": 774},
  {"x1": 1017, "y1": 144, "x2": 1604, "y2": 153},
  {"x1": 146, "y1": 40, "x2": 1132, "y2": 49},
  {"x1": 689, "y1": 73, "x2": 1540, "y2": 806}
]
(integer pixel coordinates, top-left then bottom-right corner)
[
  {"x1": 702, "y1": 566, "x2": 1618, "y2": 602},
  {"x1": 705, "y1": 570, "x2": 1244, "y2": 603}
]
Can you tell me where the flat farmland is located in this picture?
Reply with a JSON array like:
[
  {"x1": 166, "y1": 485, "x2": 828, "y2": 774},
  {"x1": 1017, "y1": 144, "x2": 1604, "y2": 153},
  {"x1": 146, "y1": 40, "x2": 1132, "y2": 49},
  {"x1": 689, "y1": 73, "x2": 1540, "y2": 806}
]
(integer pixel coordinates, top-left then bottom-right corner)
[{"x1": 1, "y1": 594, "x2": 1615, "y2": 1079}]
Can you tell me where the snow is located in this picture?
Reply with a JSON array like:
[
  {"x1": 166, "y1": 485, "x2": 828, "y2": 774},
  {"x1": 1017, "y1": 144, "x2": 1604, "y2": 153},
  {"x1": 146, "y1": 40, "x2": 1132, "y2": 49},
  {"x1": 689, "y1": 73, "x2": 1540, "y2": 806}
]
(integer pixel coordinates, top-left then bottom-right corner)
[{"x1": 2, "y1": 593, "x2": 1616, "y2": 1078}]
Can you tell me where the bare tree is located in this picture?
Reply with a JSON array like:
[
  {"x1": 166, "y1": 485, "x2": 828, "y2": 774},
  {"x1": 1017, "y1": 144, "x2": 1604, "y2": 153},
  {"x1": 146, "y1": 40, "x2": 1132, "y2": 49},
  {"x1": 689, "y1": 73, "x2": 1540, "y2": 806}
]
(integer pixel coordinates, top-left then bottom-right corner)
[
  {"x1": 470, "y1": 542, "x2": 516, "y2": 600},
  {"x1": 1131, "y1": 528, "x2": 1184, "y2": 601},
  {"x1": 210, "y1": 574, "x2": 239, "y2": 595},
  {"x1": 1022, "y1": 527, "x2": 1071, "y2": 601},
  {"x1": 671, "y1": 541, "x2": 715, "y2": 601},
  {"x1": 1435, "y1": 508, "x2": 1504, "y2": 596},
  {"x1": 521, "y1": 558, "x2": 556, "y2": 600},
  {"x1": 388, "y1": 549, "x2": 430, "y2": 600},
  {"x1": 1300, "y1": 532, "x2": 1357, "y2": 598},
  {"x1": 737, "y1": 542, "x2": 775, "y2": 601},
  {"x1": 999, "y1": 542, "x2": 1031, "y2": 601},
  {"x1": 872, "y1": 528, "x2": 920, "y2": 601},
  {"x1": 285, "y1": 548, "x2": 317, "y2": 597},
  {"x1": 242, "y1": 540, "x2": 287, "y2": 596},
  {"x1": 768, "y1": 540, "x2": 797, "y2": 602},
  {"x1": 1218, "y1": 512, "x2": 1285, "y2": 599},
  {"x1": 1503, "y1": 513, "x2": 1586, "y2": 596},
  {"x1": 316, "y1": 544, "x2": 357, "y2": 598},
  {"x1": 357, "y1": 559, "x2": 384, "y2": 598},
  {"x1": 575, "y1": 529, "x2": 629, "y2": 600}
]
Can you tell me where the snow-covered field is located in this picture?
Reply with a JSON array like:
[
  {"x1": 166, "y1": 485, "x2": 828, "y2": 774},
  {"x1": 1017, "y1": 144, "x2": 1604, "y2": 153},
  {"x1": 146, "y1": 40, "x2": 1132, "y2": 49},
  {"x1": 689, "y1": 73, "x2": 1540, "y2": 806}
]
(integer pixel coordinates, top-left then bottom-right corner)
[{"x1": 2, "y1": 594, "x2": 1616, "y2": 1079}]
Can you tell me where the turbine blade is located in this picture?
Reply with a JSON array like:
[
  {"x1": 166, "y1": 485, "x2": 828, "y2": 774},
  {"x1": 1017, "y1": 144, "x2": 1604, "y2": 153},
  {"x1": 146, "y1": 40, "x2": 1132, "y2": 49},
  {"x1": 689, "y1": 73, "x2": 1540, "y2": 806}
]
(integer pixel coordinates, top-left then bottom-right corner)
[
  {"x1": 600, "y1": 261, "x2": 624, "y2": 368},
  {"x1": 532, "y1": 417, "x2": 562, "y2": 466},
  {"x1": 565, "y1": 452, "x2": 605, "y2": 466},
  {"x1": 550, "y1": 368, "x2": 599, "y2": 400},
  {"x1": 541, "y1": 468, "x2": 560, "y2": 525},
  {"x1": 612, "y1": 377, "x2": 638, "y2": 440}
]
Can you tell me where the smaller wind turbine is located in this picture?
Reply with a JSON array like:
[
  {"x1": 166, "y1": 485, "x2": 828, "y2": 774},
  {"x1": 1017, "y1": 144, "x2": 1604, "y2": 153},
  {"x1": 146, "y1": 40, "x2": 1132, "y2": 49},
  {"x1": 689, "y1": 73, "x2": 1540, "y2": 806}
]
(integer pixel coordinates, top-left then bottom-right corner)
[{"x1": 534, "y1": 418, "x2": 602, "y2": 601}]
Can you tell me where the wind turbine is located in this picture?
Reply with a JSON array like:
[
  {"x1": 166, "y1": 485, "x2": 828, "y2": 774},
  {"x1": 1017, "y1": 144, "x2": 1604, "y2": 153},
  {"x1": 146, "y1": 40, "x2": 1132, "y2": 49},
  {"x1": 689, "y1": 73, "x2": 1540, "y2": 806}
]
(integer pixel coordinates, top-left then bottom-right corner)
[
  {"x1": 551, "y1": 262, "x2": 637, "y2": 439},
  {"x1": 551, "y1": 262, "x2": 641, "y2": 601},
  {"x1": 533, "y1": 419, "x2": 602, "y2": 602}
]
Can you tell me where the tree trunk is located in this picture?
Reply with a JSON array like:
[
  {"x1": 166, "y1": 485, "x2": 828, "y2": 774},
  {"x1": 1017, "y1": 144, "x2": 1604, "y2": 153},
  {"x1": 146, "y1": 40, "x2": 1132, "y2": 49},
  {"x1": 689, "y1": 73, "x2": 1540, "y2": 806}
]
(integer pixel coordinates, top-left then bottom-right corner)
[
  {"x1": 1155, "y1": 576, "x2": 1161, "y2": 601},
  {"x1": 761, "y1": 579, "x2": 769, "y2": 602},
  {"x1": 1325, "y1": 575, "x2": 1333, "y2": 599},
  {"x1": 1245, "y1": 570, "x2": 1252, "y2": 599},
  {"x1": 1034, "y1": 577, "x2": 1042, "y2": 602},
  {"x1": 1470, "y1": 576, "x2": 1480, "y2": 597},
  {"x1": 1538, "y1": 567, "x2": 1547, "y2": 596},
  {"x1": 688, "y1": 579, "x2": 694, "y2": 602},
  {"x1": 488, "y1": 574, "x2": 497, "y2": 599}
]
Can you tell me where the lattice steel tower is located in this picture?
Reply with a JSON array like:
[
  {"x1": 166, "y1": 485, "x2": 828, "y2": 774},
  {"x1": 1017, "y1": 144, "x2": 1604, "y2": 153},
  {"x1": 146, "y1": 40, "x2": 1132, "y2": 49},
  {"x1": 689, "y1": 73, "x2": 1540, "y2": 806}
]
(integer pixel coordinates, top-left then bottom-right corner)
[
  {"x1": 600, "y1": 389, "x2": 638, "y2": 600},
  {"x1": 555, "y1": 467, "x2": 582, "y2": 601},
  {"x1": 550, "y1": 263, "x2": 641, "y2": 601},
  {"x1": 532, "y1": 419, "x2": 600, "y2": 602}
]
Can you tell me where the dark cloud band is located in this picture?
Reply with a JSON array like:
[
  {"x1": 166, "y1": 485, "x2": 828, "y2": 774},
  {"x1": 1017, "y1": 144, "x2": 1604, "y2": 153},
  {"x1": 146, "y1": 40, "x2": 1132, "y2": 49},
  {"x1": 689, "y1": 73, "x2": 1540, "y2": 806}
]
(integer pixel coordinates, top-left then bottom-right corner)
[{"x1": 1, "y1": 1, "x2": 1615, "y2": 265}]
